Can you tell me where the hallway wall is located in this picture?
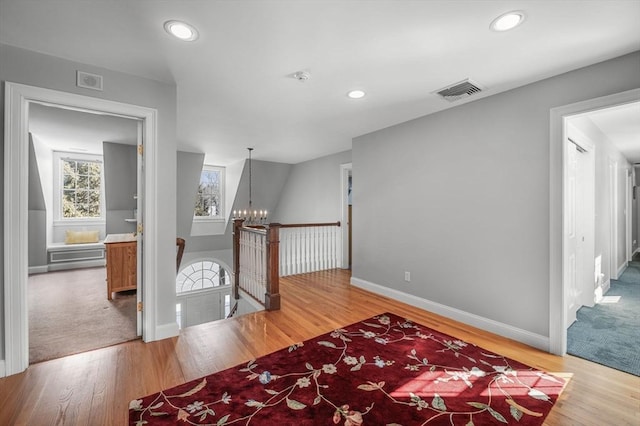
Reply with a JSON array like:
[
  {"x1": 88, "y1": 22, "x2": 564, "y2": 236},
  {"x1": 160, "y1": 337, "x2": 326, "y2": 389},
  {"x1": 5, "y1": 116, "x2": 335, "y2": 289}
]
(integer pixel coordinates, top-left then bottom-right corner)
[{"x1": 351, "y1": 51, "x2": 640, "y2": 345}]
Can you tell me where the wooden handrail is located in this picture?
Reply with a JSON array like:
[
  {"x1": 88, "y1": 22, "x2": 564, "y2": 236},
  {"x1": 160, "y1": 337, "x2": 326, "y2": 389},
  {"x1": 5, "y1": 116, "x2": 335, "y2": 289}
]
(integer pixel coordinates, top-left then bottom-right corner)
[
  {"x1": 279, "y1": 221, "x2": 340, "y2": 228},
  {"x1": 240, "y1": 226, "x2": 267, "y2": 235}
]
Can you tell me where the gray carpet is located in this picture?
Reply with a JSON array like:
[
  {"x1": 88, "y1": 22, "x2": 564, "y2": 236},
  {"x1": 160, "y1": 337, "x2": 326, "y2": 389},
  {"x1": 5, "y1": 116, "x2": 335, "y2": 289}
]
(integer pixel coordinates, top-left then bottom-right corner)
[
  {"x1": 567, "y1": 260, "x2": 640, "y2": 376},
  {"x1": 28, "y1": 267, "x2": 138, "y2": 364}
]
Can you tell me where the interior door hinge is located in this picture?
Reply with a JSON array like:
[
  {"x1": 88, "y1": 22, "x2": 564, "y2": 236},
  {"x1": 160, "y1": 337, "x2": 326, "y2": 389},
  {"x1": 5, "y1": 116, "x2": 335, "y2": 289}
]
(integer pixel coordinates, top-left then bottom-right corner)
[
  {"x1": 137, "y1": 301, "x2": 143, "y2": 312},
  {"x1": 138, "y1": 144, "x2": 143, "y2": 155},
  {"x1": 137, "y1": 223, "x2": 143, "y2": 234}
]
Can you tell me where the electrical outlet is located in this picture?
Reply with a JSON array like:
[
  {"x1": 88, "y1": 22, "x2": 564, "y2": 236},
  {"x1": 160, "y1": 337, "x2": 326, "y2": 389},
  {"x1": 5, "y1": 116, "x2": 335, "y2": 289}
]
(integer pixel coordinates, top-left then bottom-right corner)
[{"x1": 404, "y1": 271, "x2": 411, "y2": 282}]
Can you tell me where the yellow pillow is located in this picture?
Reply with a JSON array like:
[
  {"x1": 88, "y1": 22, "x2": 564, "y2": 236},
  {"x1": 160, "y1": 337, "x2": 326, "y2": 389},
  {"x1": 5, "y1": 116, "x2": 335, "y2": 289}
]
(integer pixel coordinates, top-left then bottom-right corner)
[{"x1": 64, "y1": 230, "x2": 100, "y2": 244}]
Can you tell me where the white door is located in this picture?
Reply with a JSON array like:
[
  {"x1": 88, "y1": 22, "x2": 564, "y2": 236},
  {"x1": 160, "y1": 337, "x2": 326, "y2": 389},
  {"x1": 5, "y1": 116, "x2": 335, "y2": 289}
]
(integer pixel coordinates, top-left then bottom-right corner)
[
  {"x1": 136, "y1": 121, "x2": 144, "y2": 336},
  {"x1": 564, "y1": 135, "x2": 595, "y2": 328},
  {"x1": 565, "y1": 141, "x2": 581, "y2": 327}
]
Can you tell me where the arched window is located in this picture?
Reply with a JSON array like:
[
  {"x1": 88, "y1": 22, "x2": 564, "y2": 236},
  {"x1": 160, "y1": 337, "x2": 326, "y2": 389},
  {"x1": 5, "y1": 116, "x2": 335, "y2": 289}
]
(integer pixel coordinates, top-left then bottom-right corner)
[{"x1": 176, "y1": 260, "x2": 231, "y2": 294}]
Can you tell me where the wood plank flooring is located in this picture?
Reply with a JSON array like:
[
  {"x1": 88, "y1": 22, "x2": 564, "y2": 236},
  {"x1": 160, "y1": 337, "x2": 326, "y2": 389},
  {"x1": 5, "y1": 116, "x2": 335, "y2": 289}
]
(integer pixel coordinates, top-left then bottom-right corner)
[{"x1": 1, "y1": 269, "x2": 638, "y2": 425}]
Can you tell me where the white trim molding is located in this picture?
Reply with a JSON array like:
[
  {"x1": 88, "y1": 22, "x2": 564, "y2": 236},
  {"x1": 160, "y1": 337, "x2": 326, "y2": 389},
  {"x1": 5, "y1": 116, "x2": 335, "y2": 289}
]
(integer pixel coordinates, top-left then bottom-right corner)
[
  {"x1": 28, "y1": 266, "x2": 49, "y2": 275},
  {"x1": 340, "y1": 162, "x2": 352, "y2": 269},
  {"x1": 617, "y1": 262, "x2": 628, "y2": 279},
  {"x1": 155, "y1": 322, "x2": 180, "y2": 341},
  {"x1": 3, "y1": 82, "x2": 161, "y2": 377},
  {"x1": 351, "y1": 276, "x2": 549, "y2": 351}
]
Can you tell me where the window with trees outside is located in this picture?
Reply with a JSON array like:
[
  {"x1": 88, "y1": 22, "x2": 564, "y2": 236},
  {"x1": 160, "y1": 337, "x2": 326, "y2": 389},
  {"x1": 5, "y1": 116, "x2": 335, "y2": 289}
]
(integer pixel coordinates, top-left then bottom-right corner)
[
  {"x1": 194, "y1": 165, "x2": 224, "y2": 220},
  {"x1": 61, "y1": 157, "x2": 103, "y2": 219}
]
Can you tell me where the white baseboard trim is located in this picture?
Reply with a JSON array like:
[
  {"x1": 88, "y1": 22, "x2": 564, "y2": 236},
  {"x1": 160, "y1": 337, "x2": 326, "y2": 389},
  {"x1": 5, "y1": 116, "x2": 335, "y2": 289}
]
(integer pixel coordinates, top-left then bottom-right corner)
[
  {"x1": 617, "y1": 262, "x2": 627, "y2": 278},
  {"x1": 351, "y1": 276, "x2": 549, "y2": 351},
  {"x1": 602, "y1": 278, "x2": 611, "y2": 295},
  {"x1": 0, "y1": 360, "x2": 5, "y2": 378},
  {"x1": 154, "y1": 322, "x2": 180, "y2": 341},
  {"x1": 28, "y1": 265, "x2": 49, "y2": 274}
]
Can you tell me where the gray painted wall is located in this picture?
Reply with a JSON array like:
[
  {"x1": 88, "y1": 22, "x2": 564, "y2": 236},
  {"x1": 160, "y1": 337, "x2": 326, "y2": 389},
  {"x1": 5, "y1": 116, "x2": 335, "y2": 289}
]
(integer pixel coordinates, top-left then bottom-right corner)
[
  {"x1": 30, "y1": 135, "x2": 54, "y2": 247},
  {"x1": 28, "y1": 134, "x2": 46, "y2": 211},
  {"x1": 273, "y1": 150, "x2": 351, "y2": 224},
  {"x1": 186, "y1": 159, "x2": 292, "y2": 253},
  {"x1": 0, "y1": 43, "x2": 177, "y2": 362},
  {"x1": 177, "y1": 151, "x2": 205, "y2": 241},
  {"x1": 28, "y1": 134, "x2": 47, "y2": 267},
  {"x1": 353, "y1": 52, "x2": 640, "y2": 338},
  {"x1": 103, "y1": 142, "x2": 137, "y2": 235}
]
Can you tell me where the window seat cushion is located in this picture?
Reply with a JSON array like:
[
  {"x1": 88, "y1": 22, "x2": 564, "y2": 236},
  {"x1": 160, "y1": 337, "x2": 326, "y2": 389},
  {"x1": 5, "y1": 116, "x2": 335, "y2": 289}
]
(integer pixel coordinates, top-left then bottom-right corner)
[
  {"x1": 64, "y1": 229, "x2": 100, "y2": 244},
  {"x1": 47, "y1": 241, "x2": 105, "y2": 252}
]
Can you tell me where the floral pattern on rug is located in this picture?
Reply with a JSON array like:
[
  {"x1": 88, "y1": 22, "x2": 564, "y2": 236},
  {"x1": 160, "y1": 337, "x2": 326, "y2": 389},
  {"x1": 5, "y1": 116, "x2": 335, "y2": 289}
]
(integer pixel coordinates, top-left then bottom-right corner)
[{"x1": 129, "y1": 313, "x2": 565, "y2": 425}]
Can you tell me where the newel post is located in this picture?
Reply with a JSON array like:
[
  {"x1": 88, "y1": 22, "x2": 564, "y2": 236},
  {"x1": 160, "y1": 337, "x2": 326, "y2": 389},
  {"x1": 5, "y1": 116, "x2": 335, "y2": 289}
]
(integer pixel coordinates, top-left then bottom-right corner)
[
  {"x1": 265, "y1": 223, "x2": 281, "y2": 310},
  {"x1": 232, "y1": 218, "x2": 244, "y2": 300}
]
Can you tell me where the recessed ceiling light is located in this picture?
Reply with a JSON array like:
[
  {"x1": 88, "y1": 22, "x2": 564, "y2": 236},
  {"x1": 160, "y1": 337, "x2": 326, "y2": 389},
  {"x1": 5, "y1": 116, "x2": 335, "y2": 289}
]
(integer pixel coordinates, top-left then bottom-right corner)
[
  {"x1": 490, "y1": 11, "x2": 526, "y2": 32},
  {"x1": 347, "y1": 90, "x2": 366, "y2": 99},
  {"x1": 164, "y1": 20, "x2": 199, "y2": 41}
]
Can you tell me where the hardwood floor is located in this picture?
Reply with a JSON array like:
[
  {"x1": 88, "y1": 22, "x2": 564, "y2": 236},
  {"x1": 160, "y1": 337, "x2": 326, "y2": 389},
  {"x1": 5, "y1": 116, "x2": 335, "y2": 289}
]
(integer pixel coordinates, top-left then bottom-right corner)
[{"x1": 1, "y1": 269, "x2": 638, "y2": 425}]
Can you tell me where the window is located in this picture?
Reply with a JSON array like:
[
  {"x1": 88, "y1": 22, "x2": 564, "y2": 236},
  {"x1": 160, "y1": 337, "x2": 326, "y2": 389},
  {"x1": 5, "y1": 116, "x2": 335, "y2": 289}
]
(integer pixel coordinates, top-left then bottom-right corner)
[
  {"x1": 176, "y1": 260, "x2": 231, "y2": 293},
  {"x1": 175, "y1": 259, "x2": 233, "y2": 329},
  {"x1": 194, "y1": 165, "x2": 224, "y2": 220},
  {"x1": 54, "y1": 153, "x2": 105, "y2": 221}
]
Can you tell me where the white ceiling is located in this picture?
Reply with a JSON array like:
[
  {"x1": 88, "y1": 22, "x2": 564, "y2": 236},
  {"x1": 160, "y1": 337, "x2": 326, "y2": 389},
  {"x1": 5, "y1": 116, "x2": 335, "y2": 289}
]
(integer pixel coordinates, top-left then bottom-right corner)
[
  {"x1": 29, "y1": 103, "x2": 138, "y2": 154},
  {"x1": 587, "y1": 102, "x2": 640, "y2": 164},
  {"x1": 2, "y1": 0, "x2": 639, "y2": 165}
]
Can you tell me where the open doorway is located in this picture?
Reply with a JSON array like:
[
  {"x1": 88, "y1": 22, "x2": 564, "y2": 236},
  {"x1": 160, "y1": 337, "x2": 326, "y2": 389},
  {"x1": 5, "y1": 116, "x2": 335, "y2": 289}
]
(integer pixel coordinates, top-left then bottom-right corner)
[
  {"x1": 551, "y1": 90, "x2": 640, "y2": 376},
  {"x1": 27, "y1": 104, "x2": 140, "y2": 363},
  {"x1": 562, "y1": 101, "x2": 640, "y2": 375},
  {"x1": 550, "y1": 88, "x2": 640, "y2": 356},
  {"x1": 341, "y1": 163, "x2": 352, "y2": 270},
  {"x1": 4, "y1": 82, "x2": 159, "y2": 377}
]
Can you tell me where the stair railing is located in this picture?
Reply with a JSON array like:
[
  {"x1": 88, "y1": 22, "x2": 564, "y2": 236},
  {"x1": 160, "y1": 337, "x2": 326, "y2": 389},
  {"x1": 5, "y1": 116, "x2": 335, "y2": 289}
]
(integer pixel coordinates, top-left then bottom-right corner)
[
  {"x1": 278, "y1": 222, "x2": 341, "y2": 276},
  {"x1": 233, "y1": 219, "x2": 281, "y2": 311},
  {"x1": 233, "y1": 219, "x2": 341, "y2": 310}
]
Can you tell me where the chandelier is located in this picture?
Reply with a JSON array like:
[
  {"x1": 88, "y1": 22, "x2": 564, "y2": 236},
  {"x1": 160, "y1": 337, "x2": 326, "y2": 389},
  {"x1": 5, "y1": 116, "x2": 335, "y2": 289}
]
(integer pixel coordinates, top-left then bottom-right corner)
[{"x1": 233, "y1": 147, "x2": 267, "y2": 225}]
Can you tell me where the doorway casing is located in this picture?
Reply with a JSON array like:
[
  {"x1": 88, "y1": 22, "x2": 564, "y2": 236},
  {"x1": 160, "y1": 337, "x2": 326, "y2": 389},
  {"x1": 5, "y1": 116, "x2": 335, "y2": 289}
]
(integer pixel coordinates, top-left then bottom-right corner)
[
  {"x1": 340, "y1": 163, "x2": 352, "y2": 269},
  {"x1": 3, "y1": 82, "x2": 159, "y2": 377},
  {"x1": 549, "y1": 87, "x2": 640, "y2": 355}
]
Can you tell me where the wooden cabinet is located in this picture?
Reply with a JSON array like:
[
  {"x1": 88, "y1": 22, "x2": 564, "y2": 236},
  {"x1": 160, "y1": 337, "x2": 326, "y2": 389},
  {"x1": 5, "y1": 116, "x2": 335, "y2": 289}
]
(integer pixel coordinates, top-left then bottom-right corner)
[{"x1": 104, "y1": 233, "x2": 137, "y2": 300}]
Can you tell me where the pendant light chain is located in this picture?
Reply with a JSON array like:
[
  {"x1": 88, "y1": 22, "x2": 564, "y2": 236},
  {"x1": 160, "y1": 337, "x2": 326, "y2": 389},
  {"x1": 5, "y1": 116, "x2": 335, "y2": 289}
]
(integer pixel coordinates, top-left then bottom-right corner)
[
  {"x1": 248, "y1": 147, "x2": 253, "y2": 211},
  {"x1": 232, "y1": 147, "x2": 267, "y2": 224}
]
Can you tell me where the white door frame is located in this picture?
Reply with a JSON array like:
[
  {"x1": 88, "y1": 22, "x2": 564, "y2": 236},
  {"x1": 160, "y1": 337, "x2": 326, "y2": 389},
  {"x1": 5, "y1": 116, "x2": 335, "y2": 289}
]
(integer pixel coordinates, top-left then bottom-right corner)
[
  {"x1": 549, "y1": 88, "x2": 640, "y2": 355},
  {"x1": 340, "y1": 163, "x2": 352, "y2": 269},
  {"x1": 136, "y1": 121, "x2": 144, "y2": 337},
  {"x1": 626, "y1": 168, "x2": 633, "y2": 264},
  {"x1": 609, "y1": 158, "x2": 619, "y2": 280},
  {"x1": 3, "y1": 82, "x2": 159, "y2": 377}
]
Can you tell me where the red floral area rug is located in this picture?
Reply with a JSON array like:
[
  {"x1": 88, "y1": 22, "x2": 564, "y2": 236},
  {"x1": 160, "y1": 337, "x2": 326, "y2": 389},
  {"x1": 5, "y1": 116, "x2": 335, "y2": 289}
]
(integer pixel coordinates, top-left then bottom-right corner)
[{"x1": 129, "y1": 313, "x2": 565, "y2": 425}]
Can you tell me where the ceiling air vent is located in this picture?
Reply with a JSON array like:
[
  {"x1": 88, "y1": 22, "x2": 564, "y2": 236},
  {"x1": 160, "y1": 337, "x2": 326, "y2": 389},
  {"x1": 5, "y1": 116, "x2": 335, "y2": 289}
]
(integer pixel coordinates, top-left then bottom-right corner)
[{"x1": 434, "y1": 79, "x2": 483, "y2": 102}]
